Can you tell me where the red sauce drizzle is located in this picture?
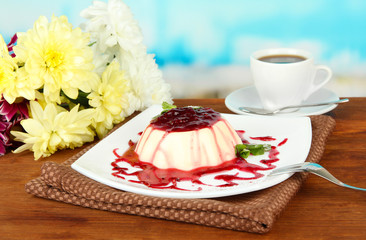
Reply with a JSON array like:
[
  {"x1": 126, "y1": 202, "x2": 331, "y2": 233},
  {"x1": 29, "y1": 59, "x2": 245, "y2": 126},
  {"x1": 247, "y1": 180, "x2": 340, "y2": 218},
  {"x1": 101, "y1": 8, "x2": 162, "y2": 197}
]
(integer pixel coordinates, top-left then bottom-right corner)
[
  {"x1": 236, "y1": 130, "x2": 250, "y2": 144},
  {"x1": 111, "y1": 133, "x2": 286, "y2": 189},
  {"x1": 250, "y1": 136, "x2": 276, "y2": 141},
  {"x1": 236, "y1": 130, "x2": 246, "y2": 137},
  {"x1": 278, "y1": 138, "x2": 288, "y2": 146},
  {"x1": 260, "y1": 146, "x2": 280, "y2": 168}
]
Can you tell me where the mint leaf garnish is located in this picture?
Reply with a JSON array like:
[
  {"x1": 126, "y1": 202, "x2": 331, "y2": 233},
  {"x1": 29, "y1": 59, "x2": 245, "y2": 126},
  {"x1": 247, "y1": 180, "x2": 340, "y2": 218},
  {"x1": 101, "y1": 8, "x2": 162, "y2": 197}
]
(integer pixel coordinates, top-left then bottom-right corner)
[
  {"x1": 152, "y1": 102, "x2": 177, "y2": 120},
  {"x1": 235, "y1": 144, "x2": 271, "y2": 158},
  {"x1": 162, "y1": 102, "x2": 177, "y2": 110},
  {"x1": 235, "y1": 145, "x2": 250, "y2": 158}
]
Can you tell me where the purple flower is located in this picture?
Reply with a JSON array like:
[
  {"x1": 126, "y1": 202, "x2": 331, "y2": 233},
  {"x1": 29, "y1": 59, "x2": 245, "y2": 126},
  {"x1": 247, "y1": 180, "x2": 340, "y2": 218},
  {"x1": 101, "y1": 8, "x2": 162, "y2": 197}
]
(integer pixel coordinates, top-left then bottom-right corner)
[
  {"x1": 0, "y1": 34, "x2": 28, "y2": 155},
  {"x1": 0, "y1": 115, "x2": 13, "y2": 155},
  {"x1": 0, "y1": 97, "x2": 29, "y2": 155},
  {"x1": 0, "y1": 97, "x2": 29, "y2": 122}
]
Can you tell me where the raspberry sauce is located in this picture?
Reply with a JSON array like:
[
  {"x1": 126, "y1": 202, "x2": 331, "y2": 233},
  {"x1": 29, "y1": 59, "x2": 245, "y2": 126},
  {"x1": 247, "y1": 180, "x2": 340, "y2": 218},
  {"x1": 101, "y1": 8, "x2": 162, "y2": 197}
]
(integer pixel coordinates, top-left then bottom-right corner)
[
  {"x1": 150, "y1": 107, "x2": 221, "y2": 132},
  {"x1": 111, "y1": 134, "x2": 287, "y2": 190},
  {"x1": 250, "y1": 136, "x2": 276, "y2": 141}
]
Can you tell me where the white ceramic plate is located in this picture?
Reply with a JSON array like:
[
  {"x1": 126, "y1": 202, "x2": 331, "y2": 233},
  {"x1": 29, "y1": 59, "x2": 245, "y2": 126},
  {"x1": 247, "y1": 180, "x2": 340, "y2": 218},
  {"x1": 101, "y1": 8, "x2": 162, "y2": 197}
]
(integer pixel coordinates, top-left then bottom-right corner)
[
  {"x1": 71, "y1": 105, "x2": 312, "y2": 199},
  {"x1": 225, "y1": 86, "x2": 339, "y2": 117}
]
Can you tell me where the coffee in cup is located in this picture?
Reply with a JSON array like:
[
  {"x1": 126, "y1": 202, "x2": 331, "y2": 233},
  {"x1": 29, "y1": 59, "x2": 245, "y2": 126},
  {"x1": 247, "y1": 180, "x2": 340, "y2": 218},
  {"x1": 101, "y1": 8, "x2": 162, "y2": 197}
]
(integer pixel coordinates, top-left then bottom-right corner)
[
  {"x1": 258, "y1": 54, "x2": 306, "y2": 64},
  {"x1": 250, "y1": 48, "x2": 332, "y2": 111}
]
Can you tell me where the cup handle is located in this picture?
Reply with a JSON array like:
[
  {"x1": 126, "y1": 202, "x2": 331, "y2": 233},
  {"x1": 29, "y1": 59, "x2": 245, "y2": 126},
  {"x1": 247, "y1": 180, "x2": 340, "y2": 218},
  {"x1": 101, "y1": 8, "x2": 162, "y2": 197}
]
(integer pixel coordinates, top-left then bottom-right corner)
[{"x1": 303, "y1": 65, "x2": 332, "y2": 100}]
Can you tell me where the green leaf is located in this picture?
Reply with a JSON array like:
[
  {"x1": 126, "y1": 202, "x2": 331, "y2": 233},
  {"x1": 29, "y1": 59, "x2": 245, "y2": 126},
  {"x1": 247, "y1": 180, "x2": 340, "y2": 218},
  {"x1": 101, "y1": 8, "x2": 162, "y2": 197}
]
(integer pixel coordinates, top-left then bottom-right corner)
[
  {"x1": 88, "y1": 41, "x2": 97, "y2": 47},
  {"x1": 235, "y1": 144, "x2": 246, "y2": 155},
  {"x1": 246, "y1": 144, "x2": 265, "y2": 155},
  {"x1": 61, "y1": 90, "x2": 91, "y2": 109},
  {"x1": 235, "y1": 144, "x2": 250, "y2": 158},
  {"x1": 162, "y1": 102, "x2": 177, "y2": 110},
  {"x1": 235, "y1": 143, "x2": 271, "y2": 158},
  {"x1": 239, "y1": 148, "x2": 251, "y2": 159},
  {"x1": 151, "y1": 102, "x2": 177, "y2": 121}
]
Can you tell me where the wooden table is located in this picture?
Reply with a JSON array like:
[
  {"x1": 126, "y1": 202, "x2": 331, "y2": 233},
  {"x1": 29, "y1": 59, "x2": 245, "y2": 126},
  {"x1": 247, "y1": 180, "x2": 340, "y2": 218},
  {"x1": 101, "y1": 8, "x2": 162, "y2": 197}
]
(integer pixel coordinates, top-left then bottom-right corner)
[{"x1": 1, "y1": 98, "x2": 366, "y2": 240}]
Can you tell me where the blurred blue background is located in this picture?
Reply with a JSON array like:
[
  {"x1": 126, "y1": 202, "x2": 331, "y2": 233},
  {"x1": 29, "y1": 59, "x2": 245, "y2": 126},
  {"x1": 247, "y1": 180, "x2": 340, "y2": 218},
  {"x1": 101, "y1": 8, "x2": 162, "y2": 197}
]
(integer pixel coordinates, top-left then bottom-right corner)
[{"x1": 2, "y1": 0, "x2": 366, "y2": 98}]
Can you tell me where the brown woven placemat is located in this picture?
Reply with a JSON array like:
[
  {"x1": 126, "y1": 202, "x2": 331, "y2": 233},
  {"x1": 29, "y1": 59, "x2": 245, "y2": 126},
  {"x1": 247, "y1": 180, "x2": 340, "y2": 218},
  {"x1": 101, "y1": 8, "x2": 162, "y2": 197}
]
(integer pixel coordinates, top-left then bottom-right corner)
[{"x1": 25, "y1": 115, "x2": 335, "y2": 233}]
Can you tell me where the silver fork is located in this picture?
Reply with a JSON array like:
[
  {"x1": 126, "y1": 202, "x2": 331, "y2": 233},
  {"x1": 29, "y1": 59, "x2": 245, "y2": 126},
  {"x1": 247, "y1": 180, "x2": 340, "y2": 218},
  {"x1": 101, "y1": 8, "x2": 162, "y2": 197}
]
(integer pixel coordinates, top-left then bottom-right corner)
[{"x1": 269, "y1": 162, "x2": 366, "y2": 191}]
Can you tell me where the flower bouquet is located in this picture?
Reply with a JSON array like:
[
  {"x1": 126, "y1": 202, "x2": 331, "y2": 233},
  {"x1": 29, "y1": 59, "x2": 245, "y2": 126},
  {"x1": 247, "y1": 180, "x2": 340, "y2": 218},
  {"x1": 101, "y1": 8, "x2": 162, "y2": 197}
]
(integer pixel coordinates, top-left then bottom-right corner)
[{"x1": 0, "y1": 0, "x2": 172, "y2": 160}]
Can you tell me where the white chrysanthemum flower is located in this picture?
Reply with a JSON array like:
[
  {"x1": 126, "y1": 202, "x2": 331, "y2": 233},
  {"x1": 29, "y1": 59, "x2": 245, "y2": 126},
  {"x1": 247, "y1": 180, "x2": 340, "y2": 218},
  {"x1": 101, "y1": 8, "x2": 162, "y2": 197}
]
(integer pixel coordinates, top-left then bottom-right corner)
[
  {"x1": 80, "y1": 0, "x2": 143, "y2": 53},
  {"x1": 81, "y1": 0, "x2": 172, "y2": 117},
  {"x1": 90, "y1": 43, "x2": 110, "y2": 76},
  {"x1": 117, "y1": 48, "x2": 172, "y2": 115}
]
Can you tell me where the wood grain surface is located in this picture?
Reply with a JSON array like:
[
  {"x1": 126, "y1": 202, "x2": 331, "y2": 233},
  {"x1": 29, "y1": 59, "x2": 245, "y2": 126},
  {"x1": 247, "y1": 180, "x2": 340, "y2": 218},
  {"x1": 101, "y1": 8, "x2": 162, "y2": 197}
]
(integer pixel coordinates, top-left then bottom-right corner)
[{"x1": 1, "y1": 98, "x2": 365, "y2": 240}]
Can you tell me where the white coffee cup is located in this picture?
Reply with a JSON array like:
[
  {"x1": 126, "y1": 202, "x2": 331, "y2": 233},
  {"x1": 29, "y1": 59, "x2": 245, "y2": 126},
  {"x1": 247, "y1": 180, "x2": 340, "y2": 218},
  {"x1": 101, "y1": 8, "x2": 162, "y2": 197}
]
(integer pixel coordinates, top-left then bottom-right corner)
[{"x1": 250, "y1": 48, "x2": 332, "y2": 111}]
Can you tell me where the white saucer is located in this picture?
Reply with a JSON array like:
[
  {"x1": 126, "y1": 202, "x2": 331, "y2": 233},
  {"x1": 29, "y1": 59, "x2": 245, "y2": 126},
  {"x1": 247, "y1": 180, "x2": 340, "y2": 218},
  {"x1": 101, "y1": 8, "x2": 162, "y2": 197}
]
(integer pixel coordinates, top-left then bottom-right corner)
[{"x1": 225, "y1": 86, "x2": 339, "y2": 117}]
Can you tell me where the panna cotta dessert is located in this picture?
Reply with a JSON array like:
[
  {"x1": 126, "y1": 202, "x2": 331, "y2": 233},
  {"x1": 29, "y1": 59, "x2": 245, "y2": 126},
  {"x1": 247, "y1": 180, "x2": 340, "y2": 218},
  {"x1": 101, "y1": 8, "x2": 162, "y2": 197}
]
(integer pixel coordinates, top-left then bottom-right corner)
[
  {"x1": 111, "y1": 104, "x2": 282, "y2": 189},
  {"x1": 134, "y1": 106, "x2": 242, "y2": 171}
]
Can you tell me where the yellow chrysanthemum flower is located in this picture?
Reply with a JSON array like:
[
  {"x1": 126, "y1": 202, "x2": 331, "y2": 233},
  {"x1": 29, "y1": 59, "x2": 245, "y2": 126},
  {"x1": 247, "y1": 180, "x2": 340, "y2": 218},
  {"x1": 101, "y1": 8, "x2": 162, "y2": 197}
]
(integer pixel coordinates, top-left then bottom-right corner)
[
  {"x1": 14, "y1": 15, "x2": 99, "y2": 104},
  {"x1": 11, "y1": 101, "x2": 95, "y2": 160},
  {"x1": 0, "y1": 34, "x2": 41, "y2": 103},
  {"x1": 88, "y1": 61, "x2": 129, "y2": 138}
]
